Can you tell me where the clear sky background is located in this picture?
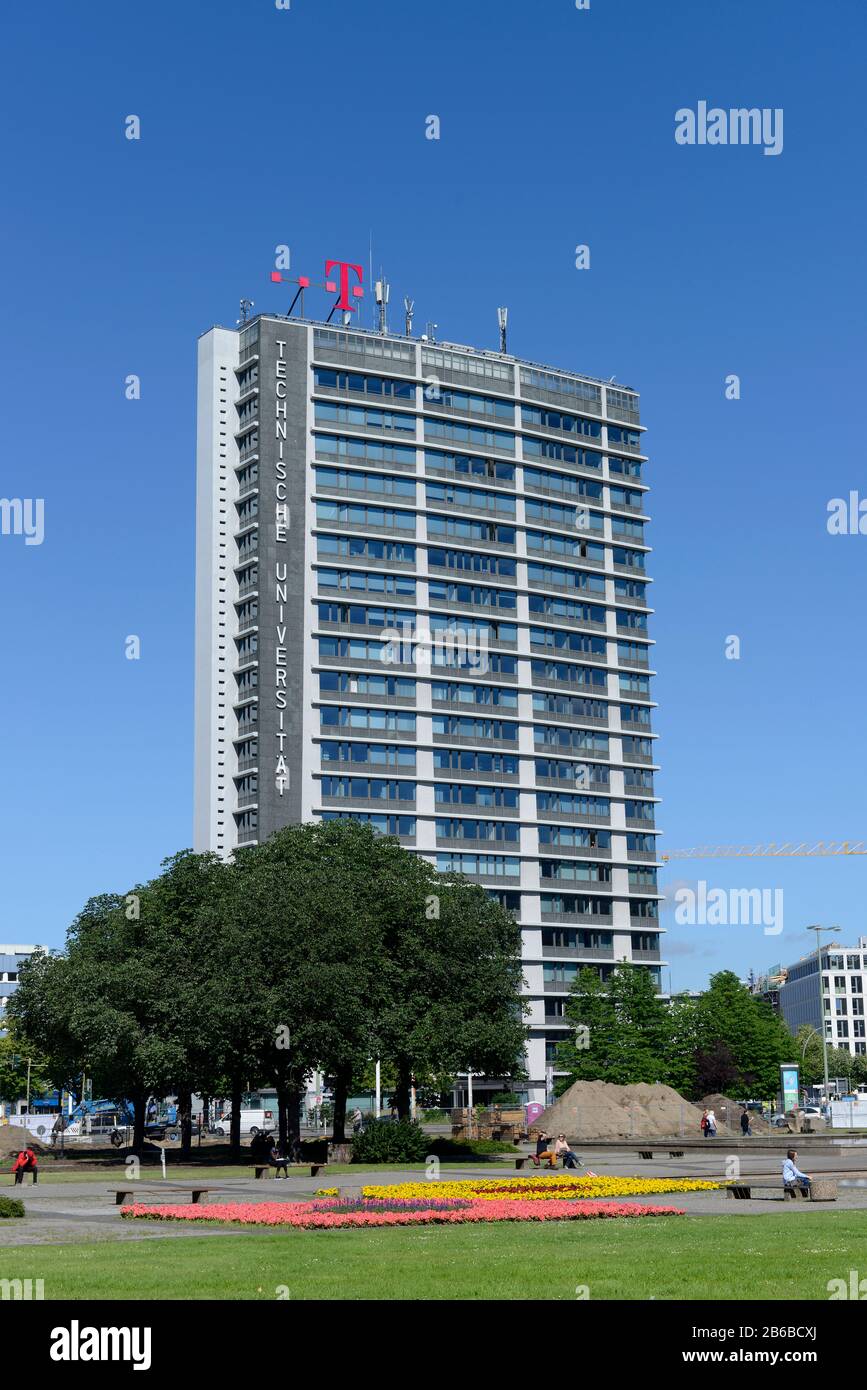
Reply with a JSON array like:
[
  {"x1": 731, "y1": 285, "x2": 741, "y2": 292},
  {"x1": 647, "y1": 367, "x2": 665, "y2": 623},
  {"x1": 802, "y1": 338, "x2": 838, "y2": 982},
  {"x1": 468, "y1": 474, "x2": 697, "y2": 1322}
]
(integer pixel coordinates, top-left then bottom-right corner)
[{"x1": 1, "y1": 0, "x2": 865, "y2": 989}]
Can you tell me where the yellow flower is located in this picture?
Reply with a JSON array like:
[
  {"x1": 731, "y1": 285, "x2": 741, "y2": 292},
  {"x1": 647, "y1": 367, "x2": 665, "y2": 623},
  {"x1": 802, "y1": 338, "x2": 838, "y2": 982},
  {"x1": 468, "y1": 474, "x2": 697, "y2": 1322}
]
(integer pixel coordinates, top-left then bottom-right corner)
[{"x1": 360, "y1": 1176, "x2": 720, "y2": 1203}]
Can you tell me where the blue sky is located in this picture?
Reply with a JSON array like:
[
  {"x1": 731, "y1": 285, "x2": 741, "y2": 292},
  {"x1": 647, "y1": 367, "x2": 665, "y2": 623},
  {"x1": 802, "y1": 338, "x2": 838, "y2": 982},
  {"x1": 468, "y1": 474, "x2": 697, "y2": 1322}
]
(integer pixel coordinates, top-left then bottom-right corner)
[{"x1": 1, "y1": 0, "x2": 865, "y2": 989}]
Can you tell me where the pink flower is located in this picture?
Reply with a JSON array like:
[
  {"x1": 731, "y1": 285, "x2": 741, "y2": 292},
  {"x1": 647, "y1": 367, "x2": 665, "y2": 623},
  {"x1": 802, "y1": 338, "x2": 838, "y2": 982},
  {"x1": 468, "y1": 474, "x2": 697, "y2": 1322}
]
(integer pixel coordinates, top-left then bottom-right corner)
[{"x1": 121, "y1": 1199, "x2": 685, "y2": 1230}]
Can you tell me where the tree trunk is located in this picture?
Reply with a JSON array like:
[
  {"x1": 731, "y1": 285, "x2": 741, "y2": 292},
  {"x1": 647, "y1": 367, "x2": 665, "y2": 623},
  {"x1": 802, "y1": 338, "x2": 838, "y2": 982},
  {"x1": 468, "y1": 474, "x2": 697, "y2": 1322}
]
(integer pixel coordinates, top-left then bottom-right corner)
[
  {"x1": 132, "y1": 1094, "x2": 146, "y2": 1154},
  {"x1": 332, "y1": 1067, "x2": 352, "y2": 1143},
  {"x1": 287, "y1": 1082, "x2": 303, "y2": 1161},
  {"x1": 178, "y1": 1087, "x2": 193, "y2": 1160},
  {"x1": 394, "y1": 1059, "x2": 413, "y2": 1119},
  {"x1": 230, "y1": 1078, "x2": 242, "y2": 1161},
  {"x1": 276, "y1": 1082, "x2": 289, "y2": 1153}
]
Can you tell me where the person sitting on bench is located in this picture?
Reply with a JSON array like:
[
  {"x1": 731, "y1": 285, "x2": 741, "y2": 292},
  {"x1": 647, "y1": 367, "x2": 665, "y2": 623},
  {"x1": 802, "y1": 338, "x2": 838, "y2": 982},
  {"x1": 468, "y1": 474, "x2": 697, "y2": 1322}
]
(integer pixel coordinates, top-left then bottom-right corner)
[
  {"x1": 530, "y1": 1130, "x2": 557, "y2": 1168},
  {"x1": 554, "y1": 1134, "x2": 580, "y2": 1170},
  {"x1": 783, "y1": 1149, "x2": 811, "y2": 1194},
  {"x1": 268, "y1": 1142, "x2": 290, "y2": 1178},
  {"x1": 12, "y1": 1147, "x2": 38, "y2": 1185}
]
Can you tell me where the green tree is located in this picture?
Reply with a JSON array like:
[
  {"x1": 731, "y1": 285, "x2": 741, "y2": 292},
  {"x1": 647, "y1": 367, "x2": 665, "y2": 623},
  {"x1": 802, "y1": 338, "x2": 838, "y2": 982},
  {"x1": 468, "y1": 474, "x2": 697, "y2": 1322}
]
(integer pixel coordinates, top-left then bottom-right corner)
[
  {"x1": 554, "y1": 967, "x2": 610, "y2": 1088},
  {"x1": 10, "y1": 819, "x2": 528, "y2": 1155},
  {"x1": 556, "y1": 963, "x2": 671, "y2": 1086},
  {"x1": 133, "y1": 849, "x2": 248, "y2": 1157},
  {"x1": 693, "y1": 971, "x2": 793, "y2": 1098},
  {"x1": 0, "y1": 1030, "x2": 51, "y2": 1108},
  {"x1": 224, "y1": 820, "x2": 527, "y2": 1129},
  {"x1": 218, "y1": 820, "x2": 385, "y2": 1148},
  {"x1": 368, "y1": 848, "x2": 527, "y2": 1115},
  {"x1": 12, "y1": 886, "x2": 204, "y2": 1153},
  {"x1": 664, "y1": 993, "x2": 701, "y2": 1097}
]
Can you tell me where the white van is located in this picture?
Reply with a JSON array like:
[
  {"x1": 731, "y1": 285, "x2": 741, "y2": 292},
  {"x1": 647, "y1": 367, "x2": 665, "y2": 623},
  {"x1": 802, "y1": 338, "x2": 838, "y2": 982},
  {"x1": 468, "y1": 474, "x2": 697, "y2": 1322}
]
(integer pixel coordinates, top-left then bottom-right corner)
[{"x1": 213, "y1": 1107, "x2": 275, "y2": 1137}]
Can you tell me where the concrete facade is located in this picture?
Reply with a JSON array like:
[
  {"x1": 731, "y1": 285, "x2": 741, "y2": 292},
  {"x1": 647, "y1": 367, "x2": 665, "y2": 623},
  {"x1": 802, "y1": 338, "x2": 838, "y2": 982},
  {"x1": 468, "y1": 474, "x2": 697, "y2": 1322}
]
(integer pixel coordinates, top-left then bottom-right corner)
[
  {"x1": 0, "y1": 945, "x2": 43, "y2": 1031},
  {"x1": 777, "y1": 937, "x2": 867, "y2": 1057}
]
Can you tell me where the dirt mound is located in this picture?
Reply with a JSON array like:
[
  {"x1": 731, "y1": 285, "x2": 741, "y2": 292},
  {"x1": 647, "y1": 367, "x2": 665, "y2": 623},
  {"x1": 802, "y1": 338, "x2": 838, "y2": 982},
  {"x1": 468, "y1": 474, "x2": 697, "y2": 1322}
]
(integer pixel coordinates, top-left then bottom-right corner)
[
  {"x1": 0, "y1": 1126, "x2": 47, "y2": 1159},
  {"x1": 700, "y1": 1093, "x2": 773, "y2": 1134},
  {"x1": 536, "y1": 1080, "x2": 707, "y2": 1140}
]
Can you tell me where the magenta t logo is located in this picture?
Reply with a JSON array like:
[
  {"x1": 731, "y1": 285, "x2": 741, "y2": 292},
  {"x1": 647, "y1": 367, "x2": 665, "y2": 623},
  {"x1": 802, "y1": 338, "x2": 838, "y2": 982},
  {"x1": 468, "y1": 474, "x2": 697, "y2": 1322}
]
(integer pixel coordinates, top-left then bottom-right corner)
[{"x1": 325, "y1": 260, "x2": 364, "y2": 312}]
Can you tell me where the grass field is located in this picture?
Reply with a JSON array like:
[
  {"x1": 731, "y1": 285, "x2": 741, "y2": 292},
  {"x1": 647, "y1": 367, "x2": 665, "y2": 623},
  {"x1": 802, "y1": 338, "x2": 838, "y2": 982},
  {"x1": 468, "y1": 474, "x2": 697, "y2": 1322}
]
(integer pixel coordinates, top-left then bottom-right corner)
[
  {"x1": 4, "y1": 1213, "x2": 866, "y2": 1299},
  {"x1": 2, "y1": 1162, "x2": 482, "y2": 1185}
]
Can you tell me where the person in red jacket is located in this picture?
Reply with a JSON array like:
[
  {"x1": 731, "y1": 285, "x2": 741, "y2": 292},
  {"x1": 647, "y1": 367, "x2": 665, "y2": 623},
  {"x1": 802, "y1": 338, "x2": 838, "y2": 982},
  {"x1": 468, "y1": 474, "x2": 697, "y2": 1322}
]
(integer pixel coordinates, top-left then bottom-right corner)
[{"x1": 12, "y1": 1147, "x2": 38, "y2": 1185}]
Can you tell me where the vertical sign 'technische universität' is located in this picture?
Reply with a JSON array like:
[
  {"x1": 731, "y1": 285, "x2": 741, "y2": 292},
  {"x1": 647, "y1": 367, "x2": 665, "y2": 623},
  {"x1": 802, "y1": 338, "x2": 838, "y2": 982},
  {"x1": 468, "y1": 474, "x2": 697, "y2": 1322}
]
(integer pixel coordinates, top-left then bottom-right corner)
[{"x1": 274, "y1": 337, "x2": 289, "y2": 800}]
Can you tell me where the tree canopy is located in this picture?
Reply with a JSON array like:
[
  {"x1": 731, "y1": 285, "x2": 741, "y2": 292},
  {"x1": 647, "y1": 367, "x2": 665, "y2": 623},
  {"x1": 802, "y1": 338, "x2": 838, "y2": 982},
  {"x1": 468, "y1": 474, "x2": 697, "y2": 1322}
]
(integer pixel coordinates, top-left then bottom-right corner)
[
  {"x1": 556, "y1": 965, "x2": 804, "y2": 1101},
  {"x1": 8, "y1": 820, "x2": 527, "y2": 1150}
]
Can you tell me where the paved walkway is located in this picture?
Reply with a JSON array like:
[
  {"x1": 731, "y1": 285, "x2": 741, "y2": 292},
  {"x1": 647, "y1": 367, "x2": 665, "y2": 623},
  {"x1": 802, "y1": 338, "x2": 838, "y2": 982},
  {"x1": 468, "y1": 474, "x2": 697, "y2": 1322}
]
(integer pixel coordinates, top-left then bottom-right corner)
[{"x1": 3, "y1": 1149, "x2": 867, "y2": 1246}]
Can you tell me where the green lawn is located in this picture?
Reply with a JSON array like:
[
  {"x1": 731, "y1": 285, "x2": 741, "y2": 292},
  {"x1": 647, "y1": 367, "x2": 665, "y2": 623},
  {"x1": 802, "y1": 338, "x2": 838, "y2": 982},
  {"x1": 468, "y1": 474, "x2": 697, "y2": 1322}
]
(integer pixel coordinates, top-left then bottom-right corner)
[
  {"x1": 4, "y1": 1213, "x2": 867, "y2": 1299},
  {"x1": 3, "y1": 1161, "x2": 488, "y2": 1185}
]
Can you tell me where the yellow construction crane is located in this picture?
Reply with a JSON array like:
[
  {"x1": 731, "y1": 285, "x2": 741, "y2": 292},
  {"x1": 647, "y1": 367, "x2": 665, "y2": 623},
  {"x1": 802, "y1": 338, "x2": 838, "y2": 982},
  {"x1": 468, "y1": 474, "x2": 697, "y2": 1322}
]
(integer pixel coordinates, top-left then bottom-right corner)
[{"x1": 661, "y1": 841, "x2": 866, "y2": 862}]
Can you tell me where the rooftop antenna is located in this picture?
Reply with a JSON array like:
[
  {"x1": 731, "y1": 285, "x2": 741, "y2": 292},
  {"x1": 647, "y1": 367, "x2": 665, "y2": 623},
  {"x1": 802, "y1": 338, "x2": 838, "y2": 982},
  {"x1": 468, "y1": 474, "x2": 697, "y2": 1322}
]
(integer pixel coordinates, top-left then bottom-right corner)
[
  {"x1": 425, "y1": 321, "x2": 438, "y2": 344},
  {"x1": 497, "y1": 306, "x2": 508, "y2": 353},
  {"x1": 404, "y1": 296, "x2": 414, "y2": 337},
  {"x1": 238, "y1": 298, "x2": 255, "y2": 326},
  {"x1": 375, "y1": 274, "x2": 390, "y2": 334}
]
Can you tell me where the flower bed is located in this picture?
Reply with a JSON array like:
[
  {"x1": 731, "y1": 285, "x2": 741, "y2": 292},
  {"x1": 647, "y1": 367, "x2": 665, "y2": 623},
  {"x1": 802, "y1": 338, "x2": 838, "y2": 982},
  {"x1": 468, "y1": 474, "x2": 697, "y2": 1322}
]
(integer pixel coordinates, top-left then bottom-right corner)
[
  {"x1": 121, "y1": 1197, "x2": 684, "y2": 1230},
  {"x1": 361, "y1": 1176, "x2": 720, "y2": 1202}
]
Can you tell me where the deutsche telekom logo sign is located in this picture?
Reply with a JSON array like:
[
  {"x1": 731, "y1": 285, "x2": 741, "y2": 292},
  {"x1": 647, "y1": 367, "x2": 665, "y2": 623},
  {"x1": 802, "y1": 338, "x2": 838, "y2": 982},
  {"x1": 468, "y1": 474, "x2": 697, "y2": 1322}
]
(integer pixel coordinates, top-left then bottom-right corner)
[
  {"x1": 270, "y1": 259, "x2": 364, "y2": 316},
  {"x1": 324, "y1": 260, "x2": 364, "y2": 310}
]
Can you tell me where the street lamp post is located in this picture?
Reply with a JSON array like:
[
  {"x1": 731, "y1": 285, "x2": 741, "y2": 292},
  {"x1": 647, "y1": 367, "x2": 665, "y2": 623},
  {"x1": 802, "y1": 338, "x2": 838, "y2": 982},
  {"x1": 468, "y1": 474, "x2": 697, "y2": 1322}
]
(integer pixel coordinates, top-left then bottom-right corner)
[{"x1": 807, "y1": 925, "x2": 836, "y2": 1105}]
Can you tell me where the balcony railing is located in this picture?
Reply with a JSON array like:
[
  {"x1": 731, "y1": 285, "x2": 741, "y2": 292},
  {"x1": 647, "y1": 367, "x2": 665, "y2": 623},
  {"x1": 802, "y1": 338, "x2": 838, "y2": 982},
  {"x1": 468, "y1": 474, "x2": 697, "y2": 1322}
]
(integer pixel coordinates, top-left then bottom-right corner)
[
  {"x1": 435, "y1": 835, "x2": 520, "y2": 852},
  {"x1": 540, "y1": 910, "x2": 613, "y2": 925},
  {"x1": 320, "y1": 795, "x2": 417, "y2": 810},
  {"x1": 541, "y1": 944, "x2": 614, "y2": 959}
]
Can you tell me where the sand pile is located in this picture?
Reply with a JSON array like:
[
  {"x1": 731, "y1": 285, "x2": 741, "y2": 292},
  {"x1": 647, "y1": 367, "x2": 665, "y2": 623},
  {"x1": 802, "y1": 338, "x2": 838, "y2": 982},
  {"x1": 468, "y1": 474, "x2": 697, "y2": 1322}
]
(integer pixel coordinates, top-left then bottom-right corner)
[
  {"x1": 700, "y1": 1093, "x2": 773, "y2": 1134},
  {"x1": 0, "y1": 1125, "x2": 47, "y2": 1159},
  {"x1": 536, "y1": 1080, "x2": 707, "y2": 1140}
]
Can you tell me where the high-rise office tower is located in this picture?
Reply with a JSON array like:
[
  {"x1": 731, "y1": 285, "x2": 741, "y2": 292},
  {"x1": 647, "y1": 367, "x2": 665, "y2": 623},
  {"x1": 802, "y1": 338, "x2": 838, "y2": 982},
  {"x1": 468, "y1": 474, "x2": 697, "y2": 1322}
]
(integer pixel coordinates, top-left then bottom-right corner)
[{"x1": 195, "y1": 287, "x2": 664, "y2": 1104}]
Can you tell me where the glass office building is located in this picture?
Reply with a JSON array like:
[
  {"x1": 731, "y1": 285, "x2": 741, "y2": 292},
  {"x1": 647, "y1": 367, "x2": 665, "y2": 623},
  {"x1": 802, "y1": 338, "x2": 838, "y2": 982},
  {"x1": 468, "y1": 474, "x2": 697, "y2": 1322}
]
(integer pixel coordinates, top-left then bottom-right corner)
[{"x1": 194, "y1": 311, "x2": 665, "y2": 1103}]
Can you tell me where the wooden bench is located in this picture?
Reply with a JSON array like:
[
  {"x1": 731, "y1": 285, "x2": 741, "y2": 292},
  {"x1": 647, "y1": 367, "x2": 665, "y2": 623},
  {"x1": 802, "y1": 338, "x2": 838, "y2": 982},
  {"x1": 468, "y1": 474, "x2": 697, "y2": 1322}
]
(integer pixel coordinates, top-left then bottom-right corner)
[
  {"x1": 110, "y1": 1186, "x2": 212, "y2": 1207},
  {"x1": 728, "y1": 1184, "x2": 785, "y2": 1201},
  {"x1": 728, "y1": 1183, "x2": 818, "y2": 1202},
  {"x1": 253, "y1": 1163, "x2": 327, "y2": 1179}
]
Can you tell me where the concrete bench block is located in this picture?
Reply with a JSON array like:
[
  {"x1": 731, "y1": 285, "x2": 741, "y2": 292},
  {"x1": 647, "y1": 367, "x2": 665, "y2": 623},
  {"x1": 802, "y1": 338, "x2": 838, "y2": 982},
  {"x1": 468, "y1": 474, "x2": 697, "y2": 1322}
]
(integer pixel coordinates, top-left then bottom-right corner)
[{"x1": 810, "y1": 1179, "x2": 838, "y2": 1202}]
